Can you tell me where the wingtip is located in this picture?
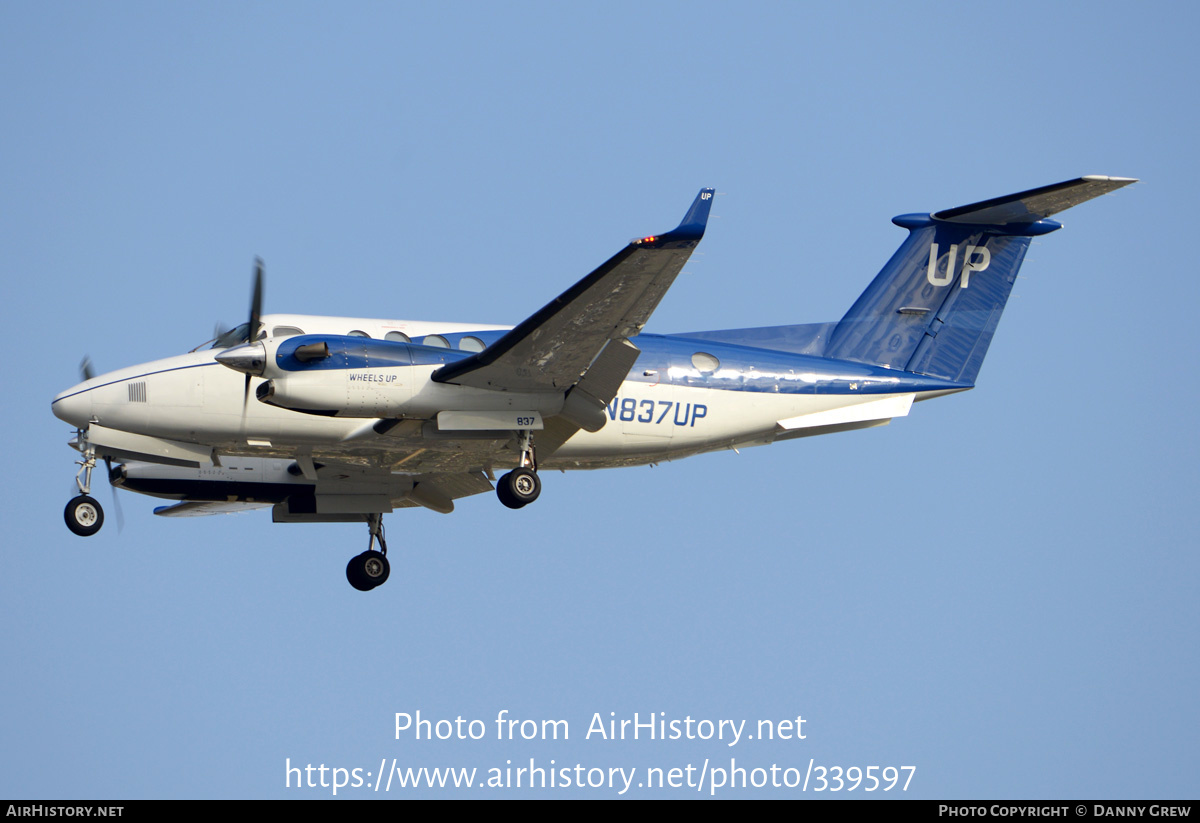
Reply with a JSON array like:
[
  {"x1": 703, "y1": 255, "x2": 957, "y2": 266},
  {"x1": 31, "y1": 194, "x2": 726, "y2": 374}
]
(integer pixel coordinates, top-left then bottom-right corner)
[
  {"x1": 669, "y1": 187, "x2": 716, "y2": 241},
  {"x1": 629, "y1": 188, "x2": 715, "y2": 247},
  {"x1": 1082, "y1": 175, "x2": 1139, "y2": 185}
]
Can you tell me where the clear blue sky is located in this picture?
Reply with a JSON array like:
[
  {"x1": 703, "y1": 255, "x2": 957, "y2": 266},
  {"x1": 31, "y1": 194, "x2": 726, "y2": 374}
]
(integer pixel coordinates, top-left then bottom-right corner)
[{"x1": 2, "y1": 1, "x2": 1195, "y2": 798}]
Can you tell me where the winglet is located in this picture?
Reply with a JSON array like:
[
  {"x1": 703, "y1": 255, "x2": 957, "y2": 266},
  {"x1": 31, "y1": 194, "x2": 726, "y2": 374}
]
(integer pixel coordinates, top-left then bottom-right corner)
[
  {"x1": 633, "y1": 187, "x2": 714, "y2": 247},
  {"x1": 434, "y1": 188, "x2": 713, "y2": 390}
]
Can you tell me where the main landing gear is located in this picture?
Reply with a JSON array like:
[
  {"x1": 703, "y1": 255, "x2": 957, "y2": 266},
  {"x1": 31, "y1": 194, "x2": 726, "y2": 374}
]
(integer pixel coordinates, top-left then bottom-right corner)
[
  {"x1": 65, "y1": 430, "x2": 105, "y2": 536},
  {"x1": 497, "y1": 467, "x2": 541, "y2": 509},
  {"x1": 496, "y1": 430, "x2": 541, "y2": 509},
  {"x1": 346, "y1": 513, "x2": 391, "y2": 591}
]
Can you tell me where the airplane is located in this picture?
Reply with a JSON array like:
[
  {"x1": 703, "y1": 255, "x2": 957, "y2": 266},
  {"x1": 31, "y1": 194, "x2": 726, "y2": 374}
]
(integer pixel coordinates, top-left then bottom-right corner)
[{"x1": 52, "y1": 176, "x2": 1136, "y2": 590}]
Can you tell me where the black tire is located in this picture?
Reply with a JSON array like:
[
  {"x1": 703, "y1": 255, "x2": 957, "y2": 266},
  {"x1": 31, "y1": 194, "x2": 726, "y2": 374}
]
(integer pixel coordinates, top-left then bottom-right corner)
[
  {"x1": 497, "y1": 468, "x2": 540, "y2": 509},
  {"x1": 496, "y1": 478, "x2": 518, "y2": 509},
  {"x1": 346, "y1": 551, "x2": 390, "y2": 591},
  {"x1": 65, "y1": 495, "x2": 104, "y2": 537}
]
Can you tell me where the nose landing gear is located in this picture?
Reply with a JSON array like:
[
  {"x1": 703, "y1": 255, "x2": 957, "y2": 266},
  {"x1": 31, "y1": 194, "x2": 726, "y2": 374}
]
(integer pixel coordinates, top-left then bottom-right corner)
[
  {"x1": 64, "y1": 430, "x2": 105, "y2": 537},
  {"x1": 65, "y1": 495, "x2": 104, "y2": 537}
]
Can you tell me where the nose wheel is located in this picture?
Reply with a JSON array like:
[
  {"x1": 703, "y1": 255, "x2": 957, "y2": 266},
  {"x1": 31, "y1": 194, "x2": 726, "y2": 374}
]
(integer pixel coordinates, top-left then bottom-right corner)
[
  {"x1": 347, "y1": 514, "x2": 391, "y2": 591},
  {"x1": 64, "y1": 429, "x2": 105, "y2": 536},
  {"x1": 65, "y1": 495, "x2": 104, "y2": 537}
]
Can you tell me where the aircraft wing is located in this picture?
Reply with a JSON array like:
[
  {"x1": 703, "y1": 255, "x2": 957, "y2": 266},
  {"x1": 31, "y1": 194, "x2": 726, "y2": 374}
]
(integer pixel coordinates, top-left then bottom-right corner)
[{"x1": 432, "y1": 188, "x2": 714, "y2": 393}]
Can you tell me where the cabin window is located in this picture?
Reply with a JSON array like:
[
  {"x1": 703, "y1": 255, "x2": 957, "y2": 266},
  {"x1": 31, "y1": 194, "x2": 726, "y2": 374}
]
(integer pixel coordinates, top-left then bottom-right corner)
[
  {"x1": 459, "y1": 336, "x2": 485, "y2": 352},
  {"x1": 385, "y1": 331, "x2": 411, "y2": 343},
  {"x1": 691, "y1": 352, "x2": 720, "y2": 373},
  {"x1": 348, "y1": 330, "x2": 371, "y2": 338},
  {"x1": 272, "y1": 325, "x2": 304, "y2": 338},
  {"x1": 423, "y1": 335, "x2": 449, "y2": 348}
]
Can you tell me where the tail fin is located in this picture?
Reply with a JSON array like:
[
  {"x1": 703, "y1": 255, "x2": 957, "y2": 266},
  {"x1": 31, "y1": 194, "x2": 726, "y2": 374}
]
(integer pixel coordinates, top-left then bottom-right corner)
[{"x1": 823, "y1": 176, "x2": 1135, "y2": 384}]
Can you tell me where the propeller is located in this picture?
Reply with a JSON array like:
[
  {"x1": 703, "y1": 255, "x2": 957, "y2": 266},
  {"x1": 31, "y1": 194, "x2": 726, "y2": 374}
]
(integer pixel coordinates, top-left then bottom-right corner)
[
  {"x1": 244, "y1": 258, "x2": 264, "y2": 413},
  {"x1": 105, "y1": 457, "x2": 125, "y2": 533},
  {"x1": 212, "y1": 258, "x2": 268, "y2": 416},
  {"x1": 79, "y1": 356, "x2": 95, "y2": 382}
]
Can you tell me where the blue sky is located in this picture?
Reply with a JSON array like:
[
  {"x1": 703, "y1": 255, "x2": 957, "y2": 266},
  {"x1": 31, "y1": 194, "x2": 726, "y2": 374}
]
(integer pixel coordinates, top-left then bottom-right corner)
[{"x1": 2, "y1": 1, "x2": 1196, "y2": 798}]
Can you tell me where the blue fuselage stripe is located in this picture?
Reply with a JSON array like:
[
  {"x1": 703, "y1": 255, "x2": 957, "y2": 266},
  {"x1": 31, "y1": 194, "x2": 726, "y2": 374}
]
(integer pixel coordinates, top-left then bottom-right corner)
[
  {"x1": 52, "y1": 362, "x2": 219, "y2": 404},
  {"x1": 273, "y1": 333, "x2": 968, "y2": 396}
]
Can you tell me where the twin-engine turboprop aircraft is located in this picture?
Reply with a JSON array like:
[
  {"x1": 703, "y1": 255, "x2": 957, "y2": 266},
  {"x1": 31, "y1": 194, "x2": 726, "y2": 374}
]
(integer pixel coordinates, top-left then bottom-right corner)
[{"x1": 52, "y1": 177, "x2": 1135, "y2": 590}]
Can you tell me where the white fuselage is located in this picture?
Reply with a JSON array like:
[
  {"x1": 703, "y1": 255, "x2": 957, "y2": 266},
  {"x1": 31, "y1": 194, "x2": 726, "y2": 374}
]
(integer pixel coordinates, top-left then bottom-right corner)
[{"x1": 52, "y1": 313, "x2": 947, "y2": 474}]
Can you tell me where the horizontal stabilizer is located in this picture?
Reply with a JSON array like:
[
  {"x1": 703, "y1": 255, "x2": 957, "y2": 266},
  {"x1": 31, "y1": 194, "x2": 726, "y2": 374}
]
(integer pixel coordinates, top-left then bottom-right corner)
[
  {"x1": 777, "y1": 393, "x2": 914, "y2": 431},
  {"x1": 934, "y1": 175, "x2": 1137, "y2": 225}
]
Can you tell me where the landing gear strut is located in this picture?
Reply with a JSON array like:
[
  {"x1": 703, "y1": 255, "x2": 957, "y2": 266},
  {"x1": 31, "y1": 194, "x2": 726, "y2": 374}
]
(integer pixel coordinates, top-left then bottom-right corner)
[
  {"x1": 65, "y1": 429, "x2": 104, "y2": 536},
  {"x1": 496, "y1": 429, "x2": 541, "y2": 509},
  {"x1": 346, "y1": 513, "x2": 391, "y2": 591}
]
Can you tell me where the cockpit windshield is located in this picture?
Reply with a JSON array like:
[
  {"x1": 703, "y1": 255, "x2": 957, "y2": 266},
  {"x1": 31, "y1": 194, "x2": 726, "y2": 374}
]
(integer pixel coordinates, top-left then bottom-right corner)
[
  {"x1": 190, "y1": 322, "x2": 259, "y2": 352},
  {"x1": 211, "y1": 323, "x2": 253, "y2": 349}
]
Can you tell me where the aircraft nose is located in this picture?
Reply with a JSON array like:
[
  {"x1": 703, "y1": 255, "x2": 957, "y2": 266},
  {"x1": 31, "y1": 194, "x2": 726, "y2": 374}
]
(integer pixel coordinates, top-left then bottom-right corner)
[{"x1": 51, "y1": 384, "x2": 92, "y2": 427}]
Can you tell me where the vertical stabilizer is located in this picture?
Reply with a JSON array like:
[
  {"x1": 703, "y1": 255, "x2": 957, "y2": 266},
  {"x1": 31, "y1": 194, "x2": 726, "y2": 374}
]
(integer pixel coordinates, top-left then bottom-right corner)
[{"x1": 823, "y1": 176, "x2": 1135, "y2": 384}]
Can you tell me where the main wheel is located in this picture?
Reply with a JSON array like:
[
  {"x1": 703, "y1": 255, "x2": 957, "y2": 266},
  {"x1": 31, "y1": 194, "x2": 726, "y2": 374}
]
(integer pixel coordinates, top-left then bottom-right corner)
[
  {"x1": 497, "y1": 468, "x2": 541, "y2": 509},
  {"x1": 346, "y1": 550, "x2": 390, "y2": 591},
  {"x1": 65, "y1": 495, "x2": 104, "y2": 537}
]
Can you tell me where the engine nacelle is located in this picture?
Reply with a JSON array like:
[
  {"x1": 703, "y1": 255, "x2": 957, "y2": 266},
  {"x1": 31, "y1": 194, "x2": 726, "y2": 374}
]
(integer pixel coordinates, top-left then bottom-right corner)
[{"x1": 224, "y1": 334, "x2": 566, "y2": 421}]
